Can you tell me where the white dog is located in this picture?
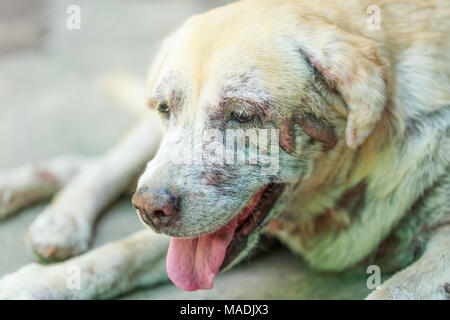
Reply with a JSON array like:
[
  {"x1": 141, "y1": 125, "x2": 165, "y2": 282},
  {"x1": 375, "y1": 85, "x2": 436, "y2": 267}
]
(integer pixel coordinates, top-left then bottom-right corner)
[{"x1": 0, "y1": 0, "x2": 449, "y2": 299}]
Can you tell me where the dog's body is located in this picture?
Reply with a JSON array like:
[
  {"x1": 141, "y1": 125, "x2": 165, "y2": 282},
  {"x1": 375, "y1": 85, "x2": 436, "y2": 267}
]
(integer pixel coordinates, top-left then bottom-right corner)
[{"x1": 0, "y1": 0, "x2": 449, "y2": 299}]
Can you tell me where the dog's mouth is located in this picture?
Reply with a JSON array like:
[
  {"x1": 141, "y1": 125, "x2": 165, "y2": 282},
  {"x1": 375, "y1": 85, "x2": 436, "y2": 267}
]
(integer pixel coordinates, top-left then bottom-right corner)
[{"x1": 166, "y1": 183, "x2": 285, "y2": 291}]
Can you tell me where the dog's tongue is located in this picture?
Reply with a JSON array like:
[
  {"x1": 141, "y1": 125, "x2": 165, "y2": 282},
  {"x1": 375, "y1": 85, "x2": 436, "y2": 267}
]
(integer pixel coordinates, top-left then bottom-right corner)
[
  {"x1": 166, "y1": 217, "x2": 238, "y2": 291},
  {"x1": 166, "y1": 188, "x2": 266, "y2": 291}
]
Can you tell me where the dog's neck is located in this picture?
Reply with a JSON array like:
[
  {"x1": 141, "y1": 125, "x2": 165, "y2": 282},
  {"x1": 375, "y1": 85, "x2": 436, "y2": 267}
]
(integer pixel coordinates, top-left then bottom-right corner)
[
  {"x1": 267, "y1": 117, "x2": 396, "y2": 244},
  {"x1": 292, "y1": 95, "x2": 399, "y2": 219},
  {"x1": 291, "y1": 142, "x2": 363, "y2": 220}
]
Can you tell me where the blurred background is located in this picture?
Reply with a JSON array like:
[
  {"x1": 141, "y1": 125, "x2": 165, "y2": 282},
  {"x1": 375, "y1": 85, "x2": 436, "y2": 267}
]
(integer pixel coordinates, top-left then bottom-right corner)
[{"x1": 0, "y1": 0, "x2": 378, "y2": 299}]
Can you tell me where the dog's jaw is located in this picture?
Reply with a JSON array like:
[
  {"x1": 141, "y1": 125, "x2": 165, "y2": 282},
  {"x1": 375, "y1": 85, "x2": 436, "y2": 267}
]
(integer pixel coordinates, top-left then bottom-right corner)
[
  {"x1": 166, "y1": 183, "x2": 286, "y2": 291},
  {"x1": 221, "y1": 183, "x2": 286, "y2": 269}
]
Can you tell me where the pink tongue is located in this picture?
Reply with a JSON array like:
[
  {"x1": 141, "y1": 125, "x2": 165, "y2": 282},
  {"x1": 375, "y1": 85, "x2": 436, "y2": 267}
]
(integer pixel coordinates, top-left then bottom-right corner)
[{"x1": 166, "y1": 217, "x2": 238, "y2": 291}]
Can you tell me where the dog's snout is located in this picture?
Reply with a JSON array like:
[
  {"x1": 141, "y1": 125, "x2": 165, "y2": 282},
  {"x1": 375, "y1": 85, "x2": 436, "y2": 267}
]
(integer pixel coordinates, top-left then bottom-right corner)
[{"x1": 132, "y1": 188, "x2": 179, "y2": 231}]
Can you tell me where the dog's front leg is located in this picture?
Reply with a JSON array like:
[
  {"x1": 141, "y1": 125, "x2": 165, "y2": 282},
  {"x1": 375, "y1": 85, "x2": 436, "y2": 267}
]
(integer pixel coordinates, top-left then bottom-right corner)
[
  {"x1": 366, "y1": 226, "x2": 450, "y2": 300},
  {"x1": 27, "y1": 112, "x2": 163, "y2": 261},
  {"x1": 0, "y1": 155, "x2": 91, "y2": 220},
  {"x1": 0, "y1": 230, "x2": 169, "y2": 299}
]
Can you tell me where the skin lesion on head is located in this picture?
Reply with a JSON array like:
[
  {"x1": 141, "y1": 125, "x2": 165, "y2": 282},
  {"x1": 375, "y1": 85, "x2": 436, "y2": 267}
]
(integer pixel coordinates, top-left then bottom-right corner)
[
  {"x1": 297, "y1": 114, "x2": 337, "y2": 151},
  {"x1": 279, "y1": 117, "x2": 297, "y2": 153},
  {"x1": 148, "y1": 71, "x2": 186, "y2": 113},
  {"x1": 278, "y1": 113, "x2": 338, "y2": 154}
]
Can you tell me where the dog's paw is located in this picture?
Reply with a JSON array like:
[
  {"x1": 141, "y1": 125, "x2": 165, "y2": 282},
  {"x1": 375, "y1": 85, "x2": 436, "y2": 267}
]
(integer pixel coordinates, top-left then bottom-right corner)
[
  {"x1": 366, "y1": 280, "x2": 450, "y2": 300},
  {"x1": 365, "y1": 284, "x2": 408, "y2": 300},
  {"x1": 0, "y1": 263, "x2": 66, "y2": 300},
  {"x1": 27, "y1": 207, "x2": 92, "y2": 261}
]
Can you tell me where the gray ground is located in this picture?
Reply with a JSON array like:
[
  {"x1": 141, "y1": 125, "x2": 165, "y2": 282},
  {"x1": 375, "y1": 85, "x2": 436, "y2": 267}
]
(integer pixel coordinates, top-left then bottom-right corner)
[{"x1": 0, "y1": 0, "x2": 378, "y2": 299}]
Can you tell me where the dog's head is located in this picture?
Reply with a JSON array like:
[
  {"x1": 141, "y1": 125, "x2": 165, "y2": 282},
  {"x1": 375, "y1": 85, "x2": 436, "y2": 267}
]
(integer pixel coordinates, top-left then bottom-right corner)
[{"x1": 132, "y1": 2, "x2": 387, "y2": 291}]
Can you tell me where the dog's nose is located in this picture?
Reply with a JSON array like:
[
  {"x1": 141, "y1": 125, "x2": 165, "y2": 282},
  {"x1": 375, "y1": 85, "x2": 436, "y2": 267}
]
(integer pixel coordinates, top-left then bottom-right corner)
[{"x1": 132, "y1": 188, "x2": 179, "y2": 230}]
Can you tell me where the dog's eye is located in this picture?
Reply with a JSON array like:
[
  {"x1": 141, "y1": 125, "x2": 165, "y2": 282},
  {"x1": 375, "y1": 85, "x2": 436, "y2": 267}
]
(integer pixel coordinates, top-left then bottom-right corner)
[
  {"x1": 229, "y1": 111, "x2": 255, "y2": 125},
  {"x1": 157, "y1": 102, "x2": 170, "y2": 115}
]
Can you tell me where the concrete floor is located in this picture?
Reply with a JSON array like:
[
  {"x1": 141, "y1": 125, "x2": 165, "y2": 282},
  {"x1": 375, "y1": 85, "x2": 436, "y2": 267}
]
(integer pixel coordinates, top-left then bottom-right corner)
[{"x1": 0, "y1": 0, "x2": 376, "y2": 299}]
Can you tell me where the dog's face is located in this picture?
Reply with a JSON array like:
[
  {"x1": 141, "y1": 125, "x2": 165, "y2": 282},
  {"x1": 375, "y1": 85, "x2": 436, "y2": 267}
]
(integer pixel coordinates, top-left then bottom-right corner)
[{"x1": 133, "y1": 4, "x2": 386, "y2": 291}]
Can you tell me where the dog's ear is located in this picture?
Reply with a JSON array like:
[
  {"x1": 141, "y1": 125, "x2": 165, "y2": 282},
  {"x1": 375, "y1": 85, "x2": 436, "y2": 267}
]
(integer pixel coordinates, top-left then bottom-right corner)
[{"x1": 297, "y1": 26, "x2": 387, "y2": 148}]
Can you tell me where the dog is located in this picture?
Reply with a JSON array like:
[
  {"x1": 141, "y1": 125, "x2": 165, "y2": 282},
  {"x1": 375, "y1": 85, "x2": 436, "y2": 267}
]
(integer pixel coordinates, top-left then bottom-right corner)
[{"x1": 0, "y1": 0, "x2": 449, "y2": 299}]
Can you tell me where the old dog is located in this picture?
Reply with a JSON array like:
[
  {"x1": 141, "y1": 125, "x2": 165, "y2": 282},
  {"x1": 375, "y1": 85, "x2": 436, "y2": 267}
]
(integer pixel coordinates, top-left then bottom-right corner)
[{"x1": 0, "y1": 0, "x2": 449, "y2": 299}]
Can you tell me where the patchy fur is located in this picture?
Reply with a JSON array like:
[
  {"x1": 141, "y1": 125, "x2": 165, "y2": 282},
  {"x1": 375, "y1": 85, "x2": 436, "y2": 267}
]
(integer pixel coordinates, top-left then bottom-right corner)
[{"x1": 0, "y1": 0, "x2": 449, "y2": 299}]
